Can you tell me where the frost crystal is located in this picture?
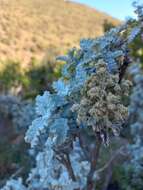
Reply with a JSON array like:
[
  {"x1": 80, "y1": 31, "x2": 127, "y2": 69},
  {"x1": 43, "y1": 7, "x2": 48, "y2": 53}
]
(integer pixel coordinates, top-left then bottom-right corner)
[{"x1": 1, "y1": 178, "x2": 26, "y2": 190}]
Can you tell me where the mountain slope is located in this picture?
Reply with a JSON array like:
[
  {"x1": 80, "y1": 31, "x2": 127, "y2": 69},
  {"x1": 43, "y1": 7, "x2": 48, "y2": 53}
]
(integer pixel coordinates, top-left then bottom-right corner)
[{"x1": 0, "y1": 0, "x2": 120, "y2": 65}]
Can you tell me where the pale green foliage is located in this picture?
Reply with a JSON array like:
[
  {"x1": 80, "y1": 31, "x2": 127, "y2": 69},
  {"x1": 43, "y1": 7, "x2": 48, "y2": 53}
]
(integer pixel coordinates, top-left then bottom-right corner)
[{"x1": 25, "y1": 91, "x2": 67, "y2": 148}]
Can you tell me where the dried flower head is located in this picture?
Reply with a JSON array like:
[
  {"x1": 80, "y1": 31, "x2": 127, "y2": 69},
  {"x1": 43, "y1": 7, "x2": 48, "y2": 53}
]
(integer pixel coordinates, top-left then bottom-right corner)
[{"x1": 76, "y1": 60, "x2": 131, "y2": 143}]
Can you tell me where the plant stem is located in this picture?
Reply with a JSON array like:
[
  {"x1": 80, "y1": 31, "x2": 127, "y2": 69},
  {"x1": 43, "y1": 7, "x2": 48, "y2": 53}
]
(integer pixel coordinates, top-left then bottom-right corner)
[
  {"x1": 86, "y1": 133, "x2": 102, "y2": 190},
  {"x1": 66, "y1": 153, "x2": 76, "y2": 181}
]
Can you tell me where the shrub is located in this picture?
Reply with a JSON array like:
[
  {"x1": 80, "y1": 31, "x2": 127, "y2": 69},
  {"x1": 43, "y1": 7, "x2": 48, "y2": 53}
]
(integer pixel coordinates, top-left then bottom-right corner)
[{"x1": 1, "y1": 2, "x2": 143, "y2": 190}]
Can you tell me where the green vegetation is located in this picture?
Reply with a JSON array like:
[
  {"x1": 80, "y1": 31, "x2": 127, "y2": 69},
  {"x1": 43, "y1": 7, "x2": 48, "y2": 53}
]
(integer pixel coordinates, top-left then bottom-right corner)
[{"x1": 0, "y1": 53, "x2": 62, "y2": 99}]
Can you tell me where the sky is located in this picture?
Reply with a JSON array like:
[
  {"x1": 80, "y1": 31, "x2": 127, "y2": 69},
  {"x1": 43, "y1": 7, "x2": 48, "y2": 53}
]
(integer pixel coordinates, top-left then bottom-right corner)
[{"x1": 73, "y1": 0, "x2": 143, "y2": 20}]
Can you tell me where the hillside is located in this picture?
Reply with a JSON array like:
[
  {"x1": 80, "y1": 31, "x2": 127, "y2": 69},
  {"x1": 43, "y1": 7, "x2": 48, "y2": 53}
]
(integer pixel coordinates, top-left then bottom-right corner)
[{"x1": 0, "y1": 0, "x2": 120, "y2": 65}]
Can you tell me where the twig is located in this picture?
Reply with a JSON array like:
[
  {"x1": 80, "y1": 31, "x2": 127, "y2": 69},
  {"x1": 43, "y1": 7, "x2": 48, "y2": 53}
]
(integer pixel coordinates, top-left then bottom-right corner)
[
  {"x1": 101, "y1": 166, "x2": 113, "y2": 190},
  {"x1": 65, "y1": 153, "x2": 76, "y2": 181},
  {"x1": 118, "y1": 50, "x2": 131, "y2": 84},
  {"x1": 10, "y1": 167, "x2": 24, "y2": 179},
  {"x1": 78, "y1": 132, "x2": 90, "y2": 160},
  {"x1": 56, "y1": 152, "x2": 80, "y2": 190},
  {"x1": 86, "y1": 133, "x2": 102, "y2": 190},
  {"x1": 95, "y1": 146, "x2": 128, "y2": 175}
]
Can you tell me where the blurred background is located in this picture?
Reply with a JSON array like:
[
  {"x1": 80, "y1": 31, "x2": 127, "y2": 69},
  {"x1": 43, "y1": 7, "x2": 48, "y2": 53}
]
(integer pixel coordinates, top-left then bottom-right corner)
[{"x1": 0, "y1": 0, "x2": 142, "y2": 189}]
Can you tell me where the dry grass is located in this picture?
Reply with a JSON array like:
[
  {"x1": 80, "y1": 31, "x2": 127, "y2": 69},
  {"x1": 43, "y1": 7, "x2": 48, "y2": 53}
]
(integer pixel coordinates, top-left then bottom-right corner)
[{"x1": 0, "y1": 0, "x2": 120, "y2": 66}]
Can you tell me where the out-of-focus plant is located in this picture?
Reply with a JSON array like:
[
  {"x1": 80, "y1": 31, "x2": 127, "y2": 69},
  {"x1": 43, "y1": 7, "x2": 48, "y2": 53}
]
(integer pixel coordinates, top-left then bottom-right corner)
[
  {"x1": 0, "y1": 53, "x2": 62, "y2": 99},
  {"x1": 118, "y1": 64, "x2": 143, "y2": 190},
  {"x1": 0, "y1": 95, "x2": 35, "y2": 187},
  {"x1": 24, "y1": 50, "x2": 62, "y2": 99},
  {"x1": 0, "y1": 61, "x2": 24, "y2": 94},
  {"x1": 0, "y1": 95, "x2": 35, "y2": 131},
  {"x1": 103, "y1": 19, "x2": 116, "y2": 33}
]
